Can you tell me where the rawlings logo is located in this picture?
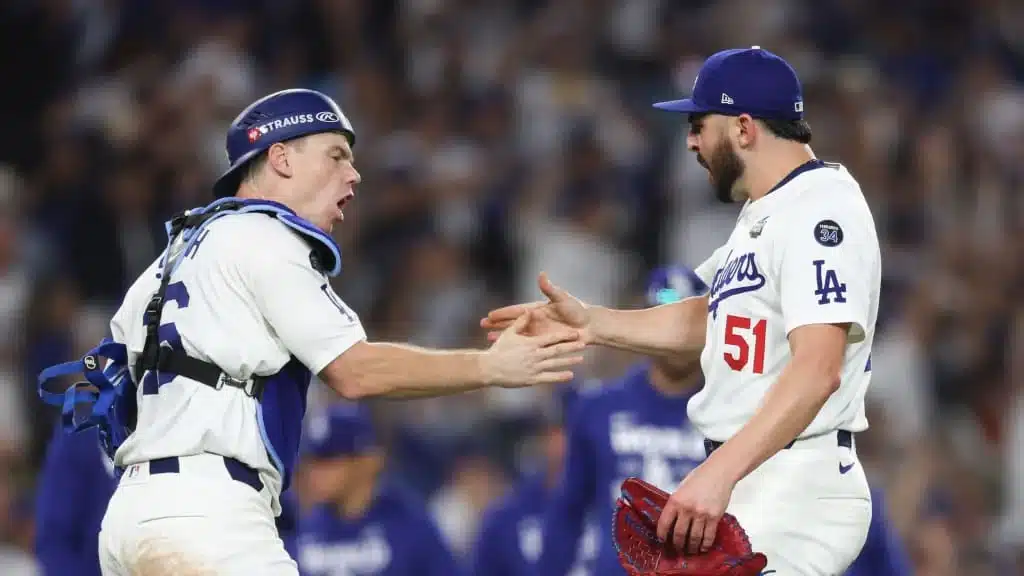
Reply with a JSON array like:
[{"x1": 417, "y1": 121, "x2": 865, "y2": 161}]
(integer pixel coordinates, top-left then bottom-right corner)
[{"x1": 707, "y1": 250, "x2": 766, "y2": 318}]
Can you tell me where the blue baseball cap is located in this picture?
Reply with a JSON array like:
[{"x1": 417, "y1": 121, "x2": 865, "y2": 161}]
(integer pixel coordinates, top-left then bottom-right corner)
[
  {"x1": 213, "y1": 88, "x2": 356, "y2": 198},
  {"x1": 653, "y1": 47, "x2": 804, "y2": 121},
  {"x1": 646, "y1": 265, "x2": 708, "y2": 306},
  {"x1": 302, "y1": 402, "x2": 378, "y2": 459}
]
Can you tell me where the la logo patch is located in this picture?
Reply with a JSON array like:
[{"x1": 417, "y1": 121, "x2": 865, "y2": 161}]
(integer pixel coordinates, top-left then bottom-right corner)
[{"x1": 813, "y1": 260, "x2": 847, "y2": 304}]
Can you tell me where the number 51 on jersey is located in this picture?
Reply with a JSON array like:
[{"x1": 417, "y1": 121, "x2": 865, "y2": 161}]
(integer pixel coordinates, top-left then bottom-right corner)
[{"x1": 723, "y1": 314, "x2": 766, "y2": 374}]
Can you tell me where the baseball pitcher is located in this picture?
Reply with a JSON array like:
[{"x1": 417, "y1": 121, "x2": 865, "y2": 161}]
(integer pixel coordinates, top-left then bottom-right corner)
[
  {"x1": 37, "y1": 88, "x2": 584, "y2": 575},
  {"x1": 484, "y1": 47, "x2": 881, "y2": 575}
]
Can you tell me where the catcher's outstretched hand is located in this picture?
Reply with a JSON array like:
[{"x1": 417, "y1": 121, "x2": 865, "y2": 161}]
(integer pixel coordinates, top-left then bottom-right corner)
[
  {"x1": 481, "y1": 272, "x2": 592, "y2": 343},
  {"x1": 481, "y1": 309, "x2": 586, "y2": 388}
]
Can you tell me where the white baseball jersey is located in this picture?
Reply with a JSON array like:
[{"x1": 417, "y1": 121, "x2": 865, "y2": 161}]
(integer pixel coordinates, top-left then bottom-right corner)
[
  {"x1": 110, "y1": 212, "x2": 366, "y2": 512},
  {"x1": 689, "y1": 160, "x2": 880, "y2": 441}
]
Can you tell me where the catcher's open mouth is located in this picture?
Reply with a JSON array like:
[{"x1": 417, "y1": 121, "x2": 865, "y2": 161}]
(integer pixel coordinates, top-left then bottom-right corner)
[{"x1": 336, "y1": 194, "x2": 353, "y2": 216}]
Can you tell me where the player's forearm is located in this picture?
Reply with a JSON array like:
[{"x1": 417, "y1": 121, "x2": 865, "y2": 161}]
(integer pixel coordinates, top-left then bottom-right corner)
[
  {"x1": 325, "y1": 342, "x2": 490, "y2": 399},
  {"x1": 589, "y1": 297, "x2": 706, "y2": 359},
  {"x1": 708, "y1": 354, "x2": 840, "y2": 483}
]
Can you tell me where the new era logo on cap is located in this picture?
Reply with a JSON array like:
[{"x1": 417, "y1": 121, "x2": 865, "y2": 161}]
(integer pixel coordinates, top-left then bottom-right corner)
[{"x1": 653, "y1": 46, "x2": 805, "y2": 121}]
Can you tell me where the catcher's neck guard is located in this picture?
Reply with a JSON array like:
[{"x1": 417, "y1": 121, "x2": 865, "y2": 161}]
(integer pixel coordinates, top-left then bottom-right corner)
[{"x1": 161, "y1": 197, "x2": 342, "y2": 278}]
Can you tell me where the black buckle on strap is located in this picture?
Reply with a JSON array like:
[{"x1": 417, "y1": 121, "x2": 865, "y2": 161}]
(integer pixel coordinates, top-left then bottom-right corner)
[
  {"x1": 215, "y1": 372, "x2": 267, "y2": 399},
  {"x1": 156, "y1": 348, "x2": 266, "y2": 401}
]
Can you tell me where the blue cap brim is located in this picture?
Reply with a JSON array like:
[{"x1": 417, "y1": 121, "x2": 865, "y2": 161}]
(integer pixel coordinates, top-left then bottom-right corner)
[{"x1": 652, "y1": 99, "x2": 707, "y2": 113}]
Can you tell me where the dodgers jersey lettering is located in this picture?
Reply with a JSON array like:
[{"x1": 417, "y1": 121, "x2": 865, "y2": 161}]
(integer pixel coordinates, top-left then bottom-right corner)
[
  {"x1": 691, "y1": 160, "x2": 880, "y2": 441},
  {"x1": 110, "y1": 212, "x2": 366, "y2": 513}
]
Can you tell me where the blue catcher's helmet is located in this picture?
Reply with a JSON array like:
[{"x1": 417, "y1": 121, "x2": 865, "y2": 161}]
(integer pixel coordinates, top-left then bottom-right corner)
[
  {"x1": 213, "y1": 89, "x2": 356, "y2": 198},
  {"x1": 645, "y1": 265, "x2": 708, "y2": 306}
]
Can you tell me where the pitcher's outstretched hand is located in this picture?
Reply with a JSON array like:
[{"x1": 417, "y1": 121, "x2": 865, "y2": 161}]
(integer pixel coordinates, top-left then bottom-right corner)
[{"x1": 481, "y1": 273, "x2": 592, "y2": 344}]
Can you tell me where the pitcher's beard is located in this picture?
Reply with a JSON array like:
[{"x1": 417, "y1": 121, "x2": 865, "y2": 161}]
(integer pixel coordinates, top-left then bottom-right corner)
[{"x1": 705, "y1": 139, "x2": 745, "y2": 204}]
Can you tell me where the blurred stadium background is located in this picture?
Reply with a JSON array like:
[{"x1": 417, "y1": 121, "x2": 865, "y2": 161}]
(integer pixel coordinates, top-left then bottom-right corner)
[{"x1": 0, "y1": 0, "x2": 1022, "y2": 574}]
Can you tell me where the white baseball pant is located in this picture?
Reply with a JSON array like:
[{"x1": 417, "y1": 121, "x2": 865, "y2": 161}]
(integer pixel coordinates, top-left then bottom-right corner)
[
  {"x1": 98, "y1": 453, "x2": 297, "y2": 576},
  {"x1": 723, "y1": 430, "x2": 872, "y2": 575}
]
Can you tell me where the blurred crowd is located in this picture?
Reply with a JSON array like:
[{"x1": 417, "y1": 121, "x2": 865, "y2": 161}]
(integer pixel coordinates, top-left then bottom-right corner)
[{"x1": 0, "y1": 0, "x2": 1022, "y2": 574}]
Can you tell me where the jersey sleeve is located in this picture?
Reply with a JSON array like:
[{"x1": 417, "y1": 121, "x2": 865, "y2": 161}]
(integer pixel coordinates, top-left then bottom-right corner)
[
  {"x1": 694, "y1": 245, "x2": 728, "y2": 288},
  {"x1": 242, "y1": 230, "x2": 366, "y2": 374},
  {"x1": 775, "y1": 199, "x2": 875, "y2": 341}
]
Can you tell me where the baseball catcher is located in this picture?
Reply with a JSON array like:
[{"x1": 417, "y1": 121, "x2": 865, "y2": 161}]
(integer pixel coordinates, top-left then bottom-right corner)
[{"x1": 614, "y1": 477, "x2": 767, "y2": 576}]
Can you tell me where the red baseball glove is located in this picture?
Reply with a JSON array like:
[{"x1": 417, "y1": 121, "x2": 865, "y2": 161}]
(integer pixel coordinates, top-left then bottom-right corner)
[{"x1": 613, "y1": 477, "x2": 768, "y2": 576}]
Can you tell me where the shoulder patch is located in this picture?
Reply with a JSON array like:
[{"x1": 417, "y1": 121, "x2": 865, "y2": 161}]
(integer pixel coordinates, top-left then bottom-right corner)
[{"x1": 814, "y1": 219, "x2": 843, "y2": 247}]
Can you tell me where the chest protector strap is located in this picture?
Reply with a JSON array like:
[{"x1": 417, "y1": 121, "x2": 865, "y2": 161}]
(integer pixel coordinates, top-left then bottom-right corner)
[{"x1": 136, "y1": 198, "x2": 342, "y2": 401}]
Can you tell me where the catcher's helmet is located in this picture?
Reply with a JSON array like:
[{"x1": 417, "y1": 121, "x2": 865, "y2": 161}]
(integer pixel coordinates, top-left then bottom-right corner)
[
  {"x1": 213, "y1": 88, "x2": 356, "y2": 198},
  {"x1": 645, "y1": 265, "x2": 708, "y2": 306}
]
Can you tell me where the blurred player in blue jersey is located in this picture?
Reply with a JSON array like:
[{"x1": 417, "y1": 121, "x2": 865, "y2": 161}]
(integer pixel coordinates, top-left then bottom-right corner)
[
  {"x1": 296, "y1": 401, "x2": 463, "y2": 576},
  {"x1": 35, "y1": 423, "x2": 117, "y2": 576},
  {"x1": 470, "y1": 385, "x2": 597, "y2": 576},
  {"x1": 537, "y1": 265, "x2": 709, "y2": 576},
  {"x1": 844, "y1": 486, "x2": 914, "y2": 576}
]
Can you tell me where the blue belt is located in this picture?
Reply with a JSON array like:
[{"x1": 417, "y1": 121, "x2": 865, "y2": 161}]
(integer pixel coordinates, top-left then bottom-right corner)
[
  {"x1": 704, "y1": 429, "x2": 853, "y2": 457},
  {"x1": 147, "y1": 455, "x2": 264, "y2": 492}
]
